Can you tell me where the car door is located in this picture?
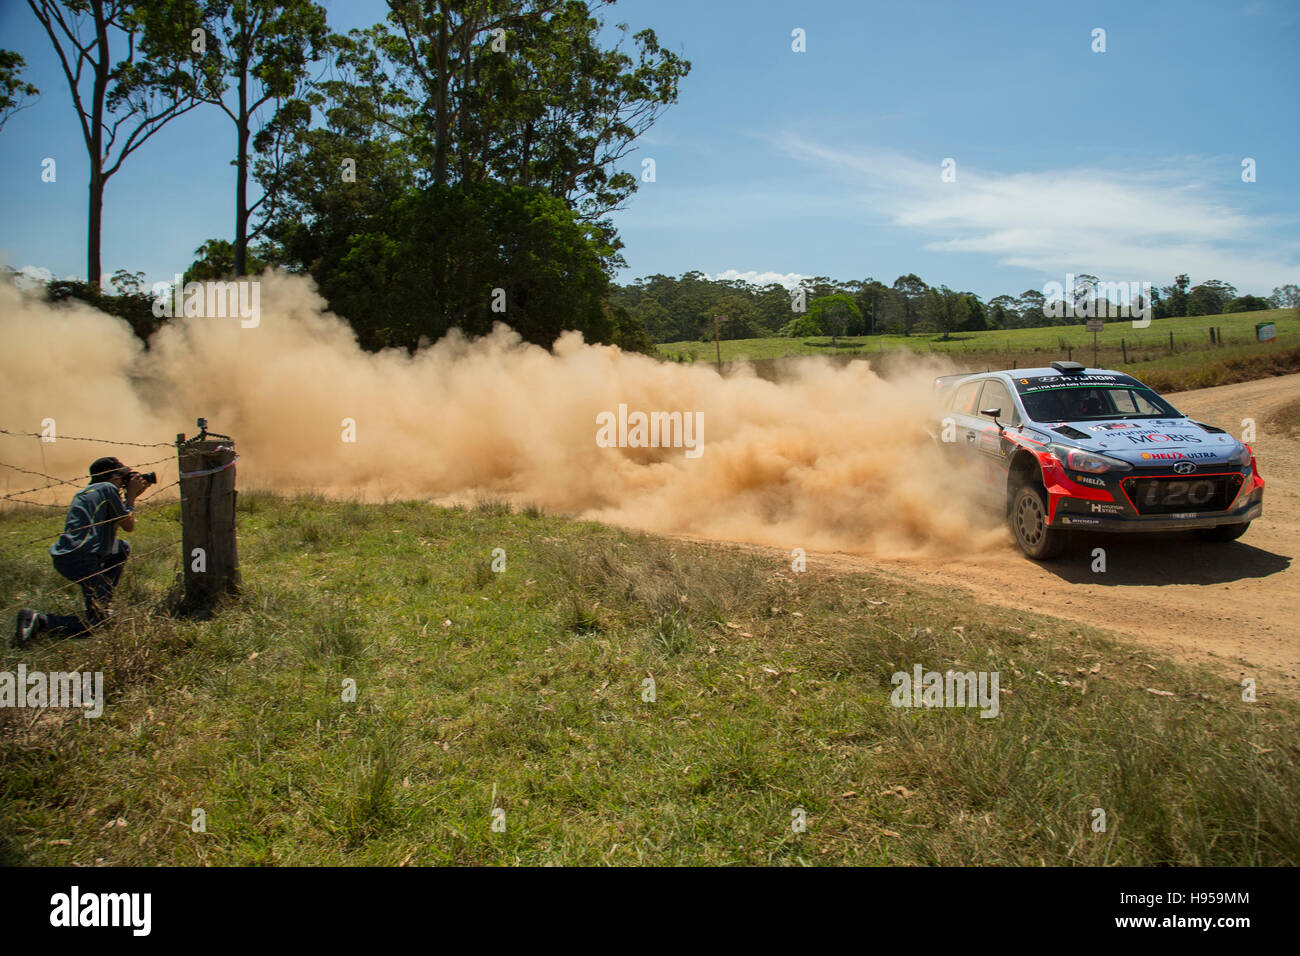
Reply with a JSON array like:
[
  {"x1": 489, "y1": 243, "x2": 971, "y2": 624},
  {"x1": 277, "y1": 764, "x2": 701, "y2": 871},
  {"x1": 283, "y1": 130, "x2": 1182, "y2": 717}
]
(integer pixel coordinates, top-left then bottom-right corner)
[
  {"x1": 947, "y1": 378, "x2": 987, "y2": 465},
  {"x1": 974, "y1": 377, "x2": 1018, "y2": 482}
]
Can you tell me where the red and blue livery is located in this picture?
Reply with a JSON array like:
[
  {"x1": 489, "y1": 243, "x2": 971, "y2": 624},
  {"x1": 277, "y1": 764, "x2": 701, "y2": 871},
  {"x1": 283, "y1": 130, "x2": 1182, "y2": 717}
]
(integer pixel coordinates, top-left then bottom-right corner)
[{"x1": 930, "y1": 361, "x2": 1264, "y2": 559}]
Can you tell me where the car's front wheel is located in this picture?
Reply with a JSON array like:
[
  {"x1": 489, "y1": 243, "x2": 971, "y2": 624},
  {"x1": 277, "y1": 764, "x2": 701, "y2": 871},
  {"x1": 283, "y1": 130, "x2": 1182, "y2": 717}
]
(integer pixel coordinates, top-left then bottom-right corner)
[
  {"x1": 1197, "y1": 522, "x2": 1250, "y2": 543},
  {"x1": 1010, "y1": 483, "x2": 1066, "y2": 560}
]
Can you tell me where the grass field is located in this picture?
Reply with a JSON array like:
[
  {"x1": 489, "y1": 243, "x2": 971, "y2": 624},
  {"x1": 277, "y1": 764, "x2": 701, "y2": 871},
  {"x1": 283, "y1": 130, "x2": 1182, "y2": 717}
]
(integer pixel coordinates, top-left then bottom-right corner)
[
  {"x1": 2, "y1": 494, "x2": 1297, "y2": 865},
  {"x1": 660, "y1": 309, "x2": 1300, "y2": 393}
]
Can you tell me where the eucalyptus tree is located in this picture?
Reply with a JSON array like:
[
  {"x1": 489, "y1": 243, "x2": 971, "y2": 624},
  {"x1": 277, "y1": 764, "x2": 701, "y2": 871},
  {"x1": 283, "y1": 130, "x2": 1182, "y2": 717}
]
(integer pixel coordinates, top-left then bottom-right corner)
[
  {"x1": 194, "y1": 0, "x2": 330, "y2": 274},
  {"x1": 325, "y1": 2, "x2": 688, "y2": 247},
  {"x1": 0, "y1": 50, "x2": 40, "y2": 131},
  {"x1": 27, "y1": 0, "x2": 210, "y2": 283},
  {"x1": 890, "y1": 273, "x2": 928, "y2": 335}
]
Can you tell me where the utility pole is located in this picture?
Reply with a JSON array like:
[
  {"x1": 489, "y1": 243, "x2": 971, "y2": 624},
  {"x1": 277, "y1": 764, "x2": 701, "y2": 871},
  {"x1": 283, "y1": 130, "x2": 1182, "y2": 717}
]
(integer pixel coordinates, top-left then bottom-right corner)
[{"x1": 714, "y1": 315, "x2": 723, "y2": 373}]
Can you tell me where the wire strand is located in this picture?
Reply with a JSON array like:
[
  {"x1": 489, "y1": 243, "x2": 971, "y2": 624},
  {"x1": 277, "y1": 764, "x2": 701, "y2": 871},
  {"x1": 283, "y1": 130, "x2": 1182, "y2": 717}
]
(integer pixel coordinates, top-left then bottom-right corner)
[
  {"x1": 0, "y1": 487, "x2": 185, "y2": 554},
  {"x1": 0, "y1": 427, "x2": 173, "y2": 449},
  {"x1": 0, "y1": 453, "x2": 175, "y2": 503},
  {"x1": 0, "y1": 537, "x2": 183, "y2": 622}
]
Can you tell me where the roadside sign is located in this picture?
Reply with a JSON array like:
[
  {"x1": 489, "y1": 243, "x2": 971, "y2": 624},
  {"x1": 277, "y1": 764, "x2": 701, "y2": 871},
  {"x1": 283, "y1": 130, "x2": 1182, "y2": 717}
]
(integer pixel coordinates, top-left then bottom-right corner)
[
  {"x1": 1256, "y1": 322, "x2": 1276, "y2": 342},
  {"x1": 1086, "y1": 318, "x2": 1104, "y2": 367}
]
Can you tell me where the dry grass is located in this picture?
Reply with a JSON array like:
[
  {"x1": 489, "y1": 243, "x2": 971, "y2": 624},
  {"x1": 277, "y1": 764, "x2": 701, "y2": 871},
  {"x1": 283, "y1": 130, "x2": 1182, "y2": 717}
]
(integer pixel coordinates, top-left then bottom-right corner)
[{"x1": 2, "y1": 496, "x2": 1298, "y2": 865}]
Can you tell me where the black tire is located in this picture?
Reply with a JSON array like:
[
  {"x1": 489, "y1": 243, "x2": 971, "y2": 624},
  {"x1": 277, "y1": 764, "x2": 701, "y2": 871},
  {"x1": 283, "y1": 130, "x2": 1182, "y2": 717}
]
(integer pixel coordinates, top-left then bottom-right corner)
[
  {"x1": 1197, "y1": 522, "x2": 1250, "y2": 543},
  {"x1": 1009, "y1": 483, "x2": 1067, "y2": 560}
]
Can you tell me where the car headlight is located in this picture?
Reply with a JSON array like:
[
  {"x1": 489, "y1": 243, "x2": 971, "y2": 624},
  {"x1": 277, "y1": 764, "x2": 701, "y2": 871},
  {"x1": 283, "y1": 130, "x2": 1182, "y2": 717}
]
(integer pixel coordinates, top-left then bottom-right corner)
[
  {"x1": 1053, "y1": 445, "x2": 1132, "y2": 474},
  {"x1": 1228, "y1": 443, "x2": 1252, "y2": 467}
]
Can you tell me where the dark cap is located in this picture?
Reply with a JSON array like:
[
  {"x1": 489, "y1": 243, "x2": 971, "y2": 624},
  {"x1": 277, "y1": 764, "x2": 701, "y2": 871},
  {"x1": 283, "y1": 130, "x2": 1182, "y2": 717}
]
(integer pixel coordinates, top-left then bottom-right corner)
[{"x1": 89, "y1": 456, "x2": 129, "y2": 481}]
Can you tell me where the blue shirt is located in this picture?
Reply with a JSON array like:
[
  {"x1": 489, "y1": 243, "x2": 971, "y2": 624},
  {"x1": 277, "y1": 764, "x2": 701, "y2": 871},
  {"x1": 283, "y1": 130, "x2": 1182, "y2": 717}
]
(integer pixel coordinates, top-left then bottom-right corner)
[{"x1": 49, "y1": 482, "x2": 129, "y2": 559}]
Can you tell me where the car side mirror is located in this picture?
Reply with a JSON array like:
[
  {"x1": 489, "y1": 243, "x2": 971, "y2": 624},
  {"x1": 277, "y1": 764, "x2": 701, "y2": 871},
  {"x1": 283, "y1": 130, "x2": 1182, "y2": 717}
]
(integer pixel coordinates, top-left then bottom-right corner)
[{"x1": 980, "y1": 407, "x2": 1004, "y2": 431}]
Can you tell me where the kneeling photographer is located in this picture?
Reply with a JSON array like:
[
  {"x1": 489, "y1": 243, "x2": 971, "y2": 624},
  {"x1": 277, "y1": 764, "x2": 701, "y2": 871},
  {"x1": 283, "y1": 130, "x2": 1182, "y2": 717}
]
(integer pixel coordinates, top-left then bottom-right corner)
[{"x1": 12, "y1": 457, "x2": 153, "y2": 646}]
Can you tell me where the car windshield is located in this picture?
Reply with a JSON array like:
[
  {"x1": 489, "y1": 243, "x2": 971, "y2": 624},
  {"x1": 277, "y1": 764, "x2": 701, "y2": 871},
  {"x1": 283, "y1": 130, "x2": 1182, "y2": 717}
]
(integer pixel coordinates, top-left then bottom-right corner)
[{"x1": 1019, "y1": 385, "x2": 1182, "y2": 422}]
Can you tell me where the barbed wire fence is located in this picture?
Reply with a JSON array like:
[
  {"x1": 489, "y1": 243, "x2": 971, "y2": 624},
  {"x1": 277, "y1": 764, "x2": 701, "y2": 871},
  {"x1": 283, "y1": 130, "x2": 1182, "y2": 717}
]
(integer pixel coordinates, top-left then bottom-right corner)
[
  {"x1": 1, "y1": 455, "x2": 178, "y2": 511},
  {"x1": 0, "y1": 419, "x2": 239, "y2": 638}
]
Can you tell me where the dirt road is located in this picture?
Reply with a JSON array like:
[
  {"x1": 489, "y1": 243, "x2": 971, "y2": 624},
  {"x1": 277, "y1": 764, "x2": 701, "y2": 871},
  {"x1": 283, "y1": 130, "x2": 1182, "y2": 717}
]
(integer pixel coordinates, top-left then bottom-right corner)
[{"x1": 820, "y1": 373, "x2": 1300, "y2": 689}]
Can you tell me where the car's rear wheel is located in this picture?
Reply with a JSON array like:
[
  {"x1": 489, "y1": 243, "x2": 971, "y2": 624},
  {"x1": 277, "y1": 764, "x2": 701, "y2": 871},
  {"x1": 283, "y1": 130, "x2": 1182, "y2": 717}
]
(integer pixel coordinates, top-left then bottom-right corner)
[
  {"x1": 1010, "y1": 483, "x2": 1066, "y2": 560},
  {"x1": 1197, "y1": 522, "x2": 1250, "y2": 543}
]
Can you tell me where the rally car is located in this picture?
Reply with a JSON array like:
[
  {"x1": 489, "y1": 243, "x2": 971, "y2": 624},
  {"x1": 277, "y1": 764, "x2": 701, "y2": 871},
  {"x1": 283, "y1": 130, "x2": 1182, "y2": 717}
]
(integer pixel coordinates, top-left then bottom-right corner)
[{"x1": 930, "y1": 361, "x2": 1264, "y2": 559}]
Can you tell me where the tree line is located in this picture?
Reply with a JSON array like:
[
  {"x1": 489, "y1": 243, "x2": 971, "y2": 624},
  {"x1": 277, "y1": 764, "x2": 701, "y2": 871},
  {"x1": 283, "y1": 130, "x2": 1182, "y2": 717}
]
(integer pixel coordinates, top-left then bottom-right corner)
[
  {"x1": 3, "y1": 4, "x2": 1293, "y2": 354},
  {"x1": 3, "y1": 0, "x2": 688, "y2": 352},
  {"x1": 610, "y1": 272, "x2": 1299, "y2": 344}
]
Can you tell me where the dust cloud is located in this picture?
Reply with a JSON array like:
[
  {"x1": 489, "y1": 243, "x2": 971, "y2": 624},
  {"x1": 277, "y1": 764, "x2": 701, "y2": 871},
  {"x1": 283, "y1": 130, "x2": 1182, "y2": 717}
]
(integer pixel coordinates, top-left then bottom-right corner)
[{"x1": 0, "y1": 271, "x2": 1006, "y2": 556}]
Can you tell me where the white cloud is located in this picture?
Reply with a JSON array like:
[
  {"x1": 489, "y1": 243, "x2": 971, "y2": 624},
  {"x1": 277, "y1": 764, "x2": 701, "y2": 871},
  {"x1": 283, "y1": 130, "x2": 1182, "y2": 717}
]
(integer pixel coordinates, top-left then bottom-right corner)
[
  {"x1": 777, "y1": 140, "x2": 1298, "y2": 293},
  {"x1": 18, "y1": 264, "x2": 54, "y2": 285},
  {"x1": 9, "y1": 264, "x2": 61, "y2": 291},
  {"x1": 9, "y1": 265, "x2": 92, "y2": 290},
  {"x1": 707, "y1": 269, "x2": 808, "y2": 290}
]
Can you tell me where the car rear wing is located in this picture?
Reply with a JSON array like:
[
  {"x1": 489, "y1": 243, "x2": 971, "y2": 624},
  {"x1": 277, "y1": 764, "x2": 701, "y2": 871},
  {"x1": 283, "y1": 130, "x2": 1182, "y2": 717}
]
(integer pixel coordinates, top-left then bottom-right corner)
[{"x1": 933, "y1": 373, "x2": 970, "y2": 393}]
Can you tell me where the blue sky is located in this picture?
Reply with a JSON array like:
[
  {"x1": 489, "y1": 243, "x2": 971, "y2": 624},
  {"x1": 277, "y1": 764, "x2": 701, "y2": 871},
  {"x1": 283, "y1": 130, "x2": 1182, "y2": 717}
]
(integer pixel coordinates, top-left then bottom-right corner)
[{"x1": 1, "y1": 0, "x2": 1296, "y2": 300}]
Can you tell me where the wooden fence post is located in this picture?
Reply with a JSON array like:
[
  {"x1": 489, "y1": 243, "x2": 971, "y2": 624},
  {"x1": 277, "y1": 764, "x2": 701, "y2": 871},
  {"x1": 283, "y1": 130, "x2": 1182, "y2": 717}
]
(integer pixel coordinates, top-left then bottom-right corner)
[{"x1": 177, "y1": 420, "x2": 240, "y2": 614}]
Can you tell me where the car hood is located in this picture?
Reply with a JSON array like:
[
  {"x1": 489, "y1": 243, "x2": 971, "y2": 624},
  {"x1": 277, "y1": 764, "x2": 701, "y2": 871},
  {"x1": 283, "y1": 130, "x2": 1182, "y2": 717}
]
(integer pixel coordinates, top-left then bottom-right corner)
[{"x1": 1031, "y1": 417, "x2": 1244, "y2": 466}]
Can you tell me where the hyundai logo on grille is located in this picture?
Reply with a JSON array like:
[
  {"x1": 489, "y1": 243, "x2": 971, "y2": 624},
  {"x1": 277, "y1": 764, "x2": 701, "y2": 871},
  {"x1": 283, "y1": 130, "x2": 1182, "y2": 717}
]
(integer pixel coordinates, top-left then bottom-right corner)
[{"x1": 1173, "y1": 461, "x2": 1196, "y2": 474}]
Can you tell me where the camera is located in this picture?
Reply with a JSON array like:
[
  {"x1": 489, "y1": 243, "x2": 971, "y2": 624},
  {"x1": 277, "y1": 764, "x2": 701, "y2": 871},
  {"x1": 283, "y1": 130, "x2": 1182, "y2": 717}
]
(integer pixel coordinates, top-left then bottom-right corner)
[{"x1": 129, "y1": 471, "x2": 158, "y2": 486}]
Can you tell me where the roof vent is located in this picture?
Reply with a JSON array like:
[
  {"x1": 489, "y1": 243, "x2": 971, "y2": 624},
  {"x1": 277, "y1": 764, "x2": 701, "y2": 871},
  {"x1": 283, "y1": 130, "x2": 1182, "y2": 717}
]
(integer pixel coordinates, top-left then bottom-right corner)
[{"x1": 1050, "y1": 361, "x2": 1086, "y2": 374}]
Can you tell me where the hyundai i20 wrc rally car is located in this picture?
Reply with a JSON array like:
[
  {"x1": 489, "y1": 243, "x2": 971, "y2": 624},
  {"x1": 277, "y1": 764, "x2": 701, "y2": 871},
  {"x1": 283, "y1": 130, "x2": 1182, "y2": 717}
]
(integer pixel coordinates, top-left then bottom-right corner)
[{"x1": 930, "y1": 361, "x2": 1265, "y2": 560}]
